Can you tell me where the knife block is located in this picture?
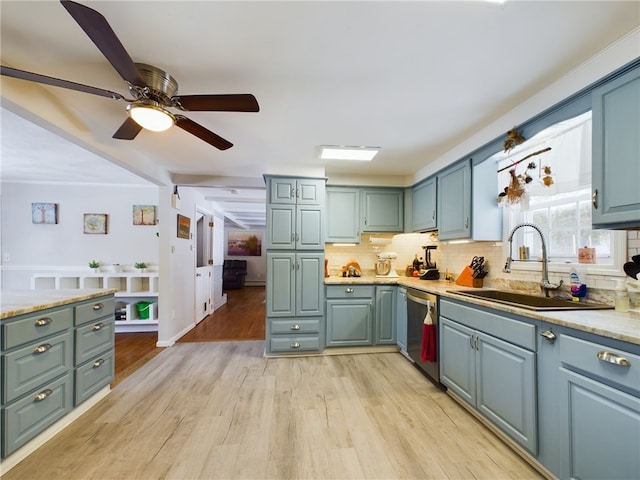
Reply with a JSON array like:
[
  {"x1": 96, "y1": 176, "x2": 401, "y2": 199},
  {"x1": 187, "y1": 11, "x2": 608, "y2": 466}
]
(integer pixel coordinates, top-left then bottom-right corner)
[{"x1": 456, "y1": 266, "x2": 483, "y2": 288}]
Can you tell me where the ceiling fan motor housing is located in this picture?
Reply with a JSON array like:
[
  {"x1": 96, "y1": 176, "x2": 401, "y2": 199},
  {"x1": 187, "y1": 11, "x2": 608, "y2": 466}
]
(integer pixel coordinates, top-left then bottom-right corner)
[{"x1": 131, "y1": 63, "x2": 178, "y2": 104}]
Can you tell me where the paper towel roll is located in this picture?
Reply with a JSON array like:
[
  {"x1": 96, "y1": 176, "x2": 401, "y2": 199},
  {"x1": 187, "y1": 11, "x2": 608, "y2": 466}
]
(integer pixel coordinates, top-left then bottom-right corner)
[{"x1": 369, "y1": 237, "x2": 392, "y2": 245}]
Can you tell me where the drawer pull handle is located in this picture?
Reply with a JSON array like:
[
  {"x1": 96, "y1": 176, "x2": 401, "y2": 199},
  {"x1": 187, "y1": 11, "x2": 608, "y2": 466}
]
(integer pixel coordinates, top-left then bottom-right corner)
[
  {"x1": 597, "y1": 351, "x2": 630, "y2": 366},
  {"x1": 35, "y1": 317, "x2": 53, "y2": 327},
  {"x1": 92, "y1": 303, "x2": 104, "y2": 311},
  {"x1": 34, "y1": 343, "x2": 52, "y2": 354},
  {"x1": 290, "y1": 324, "x2": 301, "y2": 331},
  {"x1": 93, "y1": 322, "x2": 105, "y2": 331},
  {"x1": 93, "y1": 358, "x2": 105, "y2": 368},
  {"x1": 34, "y1": 389, "x2": 53, "y2": 402},
  {"x1": 540, "y1": 329, "x2": 557, "y2": 344},
  {"x1": 345, "y1": 288, "x2": 354, "y2": 293},
  {"x1": 291, "y1": 342, "x2": 301, "y2": 349}
]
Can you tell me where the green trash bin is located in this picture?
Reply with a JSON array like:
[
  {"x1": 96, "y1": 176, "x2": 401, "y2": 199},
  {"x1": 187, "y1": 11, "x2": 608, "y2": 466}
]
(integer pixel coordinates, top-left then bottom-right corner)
[{"x1": 136, "y1": 301, "x2": 152, "y2": 320}]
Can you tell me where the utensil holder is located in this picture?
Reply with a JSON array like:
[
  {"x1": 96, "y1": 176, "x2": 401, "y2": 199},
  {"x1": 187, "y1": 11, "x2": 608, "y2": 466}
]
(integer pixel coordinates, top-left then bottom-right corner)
[{"x1": 455, "y1": 266, "x2": 483, "y2": 288}]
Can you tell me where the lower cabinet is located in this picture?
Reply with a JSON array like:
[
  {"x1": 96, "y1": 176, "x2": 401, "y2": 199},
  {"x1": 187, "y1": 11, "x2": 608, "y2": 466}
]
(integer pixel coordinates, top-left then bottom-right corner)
[
  {"x1": 556, "y1": 331, "x2": 640, "y2": 480},
  {"x1": 1, "y1": 294, "x2": 114, "y2": 459},
  {"x1": 375, "y1": 286, "x2": 396, "y2": 345},
  {"x1": 268, "y1": 318, "x2": 323, "y2": 353},
  {"x1": 440, "y1": 299, "x2": 537, "y2": 455},
  {"x1": 396, "y1": 287, "x2": 407, "y2": 353}
]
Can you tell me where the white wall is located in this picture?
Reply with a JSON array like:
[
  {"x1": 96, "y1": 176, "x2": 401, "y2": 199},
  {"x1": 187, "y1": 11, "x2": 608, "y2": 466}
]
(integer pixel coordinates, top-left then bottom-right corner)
[{"x1": 1, "y1": 182, "x2": 159, "y2": 290}]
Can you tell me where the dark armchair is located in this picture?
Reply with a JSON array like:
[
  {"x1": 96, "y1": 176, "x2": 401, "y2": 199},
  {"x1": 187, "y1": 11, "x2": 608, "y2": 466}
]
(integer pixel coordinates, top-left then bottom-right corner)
[{"x1": 223, "y1": 260, "x2": 248, "y2": 290}]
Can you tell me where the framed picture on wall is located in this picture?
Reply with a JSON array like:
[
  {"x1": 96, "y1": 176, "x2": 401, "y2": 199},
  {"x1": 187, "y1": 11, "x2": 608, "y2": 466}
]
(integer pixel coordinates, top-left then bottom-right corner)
[
  {"x1": 177, "y1": 214, "x2": 191, "y2": 239},
  {"x1": 83, "y1": 213, "x2": 108, "y2": 234},
  {"x1": 32, "y1": 203, "x2": 58, "y2": 224},
  {"x1": 227, "y1": 231, "x2": 262, "y2": 256},
  {"x1": 132, "y1": 205, "x2": 157, "y2": 225}
]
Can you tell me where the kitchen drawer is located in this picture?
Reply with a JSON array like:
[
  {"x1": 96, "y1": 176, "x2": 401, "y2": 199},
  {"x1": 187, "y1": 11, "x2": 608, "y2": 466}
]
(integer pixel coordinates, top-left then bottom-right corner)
[
  {"x1": 2, "y1": 307, "x2": 73, "y2": 350},
  {"x1": 74, "y1": 350, "x2": 114, "y2": 406},
  {"x1": 326, "y1": 285, "x2": 375, "y2": 299},
  {"x1": 74, "y1": 296, "x2": 115, "y2": 326},
  {"x1": 559, "y1": 334, "x2": 640, "y2": 394},
  {"x1": 2, "y1": 330, "x2": 73, "y2": 404},
  {"x1": 270, "y1": 318, "x2": 320, "y2": 335},
  {"x1": 270, "y1": 335, "x2": 322, "y2": 353},
  {"x1": 75, "y1": 316, "x2": 115, "y2": 366},
  {"x1": 2, "y1": 372, "x2": 73, "y2": 458}
]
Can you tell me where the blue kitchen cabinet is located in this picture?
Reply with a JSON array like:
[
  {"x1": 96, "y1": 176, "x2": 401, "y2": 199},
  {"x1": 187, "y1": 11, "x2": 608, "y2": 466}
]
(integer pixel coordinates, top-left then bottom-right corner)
[
  {"x1": 266, "y1": 204, "x2": 324, "y2": 250},
  {"x1": 326, "y1": 285, "x2": 374, "y2": 347},
  {"x1": 556, "y1": 331, "x2": 640, "y2": 480},
  {"x1": 375, "y1": 286, "x2": 396, "y2": 345},
  {"x1": 437, "y1": 160, "x2": 471, "y2": 240},
  {"x1": 591, "y1": 66, "x2": 640, "y2": 229},
  {"x1": 360, "y1": 188, "x2": 404, "y2": 233},
  {"x1": 267, "y1": 176, "x2": 325, "y2": 205},
  {"x1": 396, "y1": 287, "x2": 408, "y2": 354},
  {"x1": 411, "y1": 177, "x2": 437, "y2": 232},
  {"x1": 440, "y1": 299, "x2": 537, "y2": 455},
  {"x1": 325, "y1": 186, "x2": 360, "y2": 242}
]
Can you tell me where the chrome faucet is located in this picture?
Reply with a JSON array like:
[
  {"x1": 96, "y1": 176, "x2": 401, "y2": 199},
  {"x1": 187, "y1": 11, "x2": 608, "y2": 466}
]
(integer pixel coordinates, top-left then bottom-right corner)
[{"x1": 503, "y1": 222, "x2": 563, "y2": 297}]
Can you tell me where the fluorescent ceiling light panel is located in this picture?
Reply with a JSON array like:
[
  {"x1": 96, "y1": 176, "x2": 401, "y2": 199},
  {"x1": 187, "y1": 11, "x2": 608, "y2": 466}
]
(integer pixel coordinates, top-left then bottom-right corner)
[{"x1": 320, "y1": 146, "x2": 380, "y2": 161}]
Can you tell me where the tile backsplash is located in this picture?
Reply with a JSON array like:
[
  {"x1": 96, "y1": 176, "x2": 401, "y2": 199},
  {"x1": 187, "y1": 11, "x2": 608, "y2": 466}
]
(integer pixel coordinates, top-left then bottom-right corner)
[{"x1": 325, "y1": 231, "x2": 640, "y2": 307}]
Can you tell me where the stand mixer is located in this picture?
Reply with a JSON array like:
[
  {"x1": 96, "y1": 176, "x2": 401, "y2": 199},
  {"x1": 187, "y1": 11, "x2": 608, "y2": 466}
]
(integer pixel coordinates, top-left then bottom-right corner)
[{"x1": 375, "y1": 252, "x2": 399, "y2": 278}]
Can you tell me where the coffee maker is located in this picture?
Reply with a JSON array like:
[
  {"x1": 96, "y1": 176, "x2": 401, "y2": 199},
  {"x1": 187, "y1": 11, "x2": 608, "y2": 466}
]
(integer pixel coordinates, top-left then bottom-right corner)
[{"x1": 420, "y1": 245, "x2": 439, "y2": 280}]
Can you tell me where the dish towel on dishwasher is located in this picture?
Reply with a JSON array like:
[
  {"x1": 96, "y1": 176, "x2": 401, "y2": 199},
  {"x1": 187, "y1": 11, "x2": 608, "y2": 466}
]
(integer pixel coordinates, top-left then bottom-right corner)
[{"x1": 421, "y1": 303, "x2": 437, "y2": 363}]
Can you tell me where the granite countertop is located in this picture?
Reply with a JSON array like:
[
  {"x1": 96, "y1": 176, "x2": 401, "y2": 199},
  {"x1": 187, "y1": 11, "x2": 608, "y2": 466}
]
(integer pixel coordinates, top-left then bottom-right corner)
[
  {"x1": 325, "y1": 275, "x2": 640, "y2": 346},
  {"x1": 1, "y1": 289, "x2": 118, "y2": 320}
]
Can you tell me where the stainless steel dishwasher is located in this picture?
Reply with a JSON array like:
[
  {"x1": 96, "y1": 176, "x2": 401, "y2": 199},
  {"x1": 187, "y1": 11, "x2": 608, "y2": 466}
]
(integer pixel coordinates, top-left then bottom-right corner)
[{"x1": 406, "y1": 288, "x2": 441, "y2": 386}]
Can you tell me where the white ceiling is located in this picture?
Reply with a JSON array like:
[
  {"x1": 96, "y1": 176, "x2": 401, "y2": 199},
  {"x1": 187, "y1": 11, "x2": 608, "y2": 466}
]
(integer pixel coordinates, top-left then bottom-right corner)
[{"x1": 2, "y1": 1, "x2": 639, "y2": 228}]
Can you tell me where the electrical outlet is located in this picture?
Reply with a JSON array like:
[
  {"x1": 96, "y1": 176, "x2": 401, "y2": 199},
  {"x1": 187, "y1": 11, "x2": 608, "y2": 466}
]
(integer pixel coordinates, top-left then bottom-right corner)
[{"x1": 3, "y1": 253, "x2": 10, "y2": 262}]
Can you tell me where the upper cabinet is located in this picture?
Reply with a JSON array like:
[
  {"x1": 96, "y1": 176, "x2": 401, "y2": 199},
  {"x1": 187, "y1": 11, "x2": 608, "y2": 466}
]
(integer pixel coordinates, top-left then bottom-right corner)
[
  {"x1": 361, "y1": 188, "x2": 404, "y2": 233},
  {"x1": 325, "y1": 187, "x2": 360, "y2": 243},
  {"x1": 437, "y1": 160, "x2": 471, "y2": 240},
  {"x1": 411, "y1": 177, "x2": 437, "y2": 232},
  {"x1": 267, "y1": 177, "x2": 325, "y2": 205},
  {"x1": 591, "y1": 66, "x2": 640, "y2": 229}
]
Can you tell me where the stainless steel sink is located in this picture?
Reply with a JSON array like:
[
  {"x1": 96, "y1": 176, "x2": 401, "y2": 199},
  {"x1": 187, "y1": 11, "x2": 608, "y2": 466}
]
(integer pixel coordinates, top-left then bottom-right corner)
[{"x1": 450, "y1": 289, "x2": 613, "y2": 311}]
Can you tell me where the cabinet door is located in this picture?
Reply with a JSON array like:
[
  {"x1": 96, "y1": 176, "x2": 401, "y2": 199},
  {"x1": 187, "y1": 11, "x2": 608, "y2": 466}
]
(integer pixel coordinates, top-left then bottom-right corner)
[
  {"x1": 592, "y1": 67, "x2": 640, "y2": 228},
  {"x1": 559, "y1": 368, "x2": 640, "y2": 480},
  {"x1": 297, "y1": 178, "x2": 325, "y2": 205},
  {"x1": 266, "y1": 205, "x2": 295, "y2": 249},
  {"x1": 326, "y1": 300, "x2": 373, "y2": 346},
  {"x1": 412, "y1": 178, "x2": 437, "y2": 232},
  {"x1": 476, "y1": 331, "x2": 537, "y2": 455},
  {"x1": 396, "y1": 287, "x2": 407, "y2": 353},
  {"x1": 296, "y1": 206, "x2": 324, "y2": 249},
  {"x1": 440, "y1": 317, "x2": 476, "y2": 405},
  {"x1": 437, "y1": 160, "x2": 471, "y2": 240},
  {"x1": 361, "y1": 189, "x2": 403, "y2": 232},
  {"x1": 326, "y1": 187, "x2": 360, "y2": 242},
  {"x1": 266, "y1": 253, "x2": 295, "y2": 317},
  {"x1": 375, "y1": 286, "x2": 396, "y2": 345},
  {"x1": 268, "y1": 178, "x2": 297, "y2": 204},
  {"x1": 296, "y1": 253, "x2": 324, "y2": 317}
]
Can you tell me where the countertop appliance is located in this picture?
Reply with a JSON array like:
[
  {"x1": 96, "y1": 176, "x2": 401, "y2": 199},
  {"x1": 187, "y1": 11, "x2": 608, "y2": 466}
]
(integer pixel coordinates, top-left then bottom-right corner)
[
  {"x1": 375, "y1": 252, "x2": 399, "y2": 278},
  {"x1": 406, "y1": 288, "x2": 442, "y2": 386},
  {"x1": 420, "y1": 245, "x2": 439, "y2": 280}
]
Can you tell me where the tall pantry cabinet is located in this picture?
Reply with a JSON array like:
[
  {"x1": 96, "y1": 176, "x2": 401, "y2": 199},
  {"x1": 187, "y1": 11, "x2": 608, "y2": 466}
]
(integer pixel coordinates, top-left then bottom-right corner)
[{"x1": 264, "y1": 176, "x2": 326, "y2": 354}]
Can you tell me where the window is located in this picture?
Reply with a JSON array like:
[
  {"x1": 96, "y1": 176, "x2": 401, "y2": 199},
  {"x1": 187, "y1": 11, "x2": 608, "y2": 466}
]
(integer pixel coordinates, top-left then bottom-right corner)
[{"x1": 492, "y1": 111, "x2": 625, "y2": 274}]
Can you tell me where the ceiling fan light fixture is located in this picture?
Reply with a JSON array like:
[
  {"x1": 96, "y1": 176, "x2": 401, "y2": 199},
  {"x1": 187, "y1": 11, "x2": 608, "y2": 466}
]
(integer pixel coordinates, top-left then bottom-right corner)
[
  {"x1": 127, "y1": 102, "x2": 174, "y2": 132},
  {"x1": 320, "y1": 146, "x2": 380, "y2": 161}
]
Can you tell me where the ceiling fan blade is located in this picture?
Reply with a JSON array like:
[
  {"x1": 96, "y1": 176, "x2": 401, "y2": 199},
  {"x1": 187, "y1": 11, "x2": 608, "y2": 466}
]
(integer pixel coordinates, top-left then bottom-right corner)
[
  {"x1": 175, "y1": 116, "x2": 233, "y2": 150},
  {"x1": 60, "y1": 0, "x2": 145, "y2": 87},
  {"x1": 113, "y1": 117, "x2": 143, "y2": 140},
  {"x1": 173, "y1": 94, "x2": 260, "y2": 112},
  {"x1": 1, "y1": 65, "x2": 125, "y2": 100}
]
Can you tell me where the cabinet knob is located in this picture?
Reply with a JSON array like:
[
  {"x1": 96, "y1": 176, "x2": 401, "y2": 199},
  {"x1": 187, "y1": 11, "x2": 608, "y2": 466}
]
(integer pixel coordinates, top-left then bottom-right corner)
[
  {"x1": 540, "y1": 329, "x2": 557, "y2": 344},
  {"x1": 290, "y1": 342, "x2": 301, "y2": 349},
  {"x1": 34, "y1": 343, "x2": 52, "y2": 354},
  {"x1": 92, "y1": 302, "x2": 104, "y2": 311},
  {"x1": 597, "y1": 351, "x2": 630, "y2": 366},
  {"x1": 34, "y1": 389, "x2": 53, "y2": 402},
  {"x1": 345, "y1": 288, "x2": 354, "y2": 293},
  {"x1": 290, "y1": 324, "x2": 301, "y2": 330},
  {"x1": 34, "y1": 317, "x2": 53, "y2": 327}
]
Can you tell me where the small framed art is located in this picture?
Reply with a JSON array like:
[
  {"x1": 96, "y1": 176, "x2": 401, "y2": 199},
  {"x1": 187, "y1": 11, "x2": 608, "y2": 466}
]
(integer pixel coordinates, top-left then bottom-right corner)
[
  {"x1": 83, "y1": 213, "x2": 108, "y2": 234},
  {"x1": 32, "y1": 203, "x2": 58, "y2": 224},
  {"x1": 133, "y1": 205, "x2": 157, "y2": 225},
  {"x1": 177, "y1": 214, "x2": 191, "y2": 239}
]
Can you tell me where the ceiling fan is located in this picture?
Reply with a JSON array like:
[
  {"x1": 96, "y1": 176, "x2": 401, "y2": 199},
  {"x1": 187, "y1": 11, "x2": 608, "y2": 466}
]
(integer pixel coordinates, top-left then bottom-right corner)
[{"x1": 0, "y1": 0, "x2": 259, "y2": 150}]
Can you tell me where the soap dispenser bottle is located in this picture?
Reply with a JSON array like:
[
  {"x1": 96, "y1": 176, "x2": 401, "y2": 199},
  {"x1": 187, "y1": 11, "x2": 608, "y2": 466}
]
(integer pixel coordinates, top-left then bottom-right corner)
[{"x1": 614, "y1": 279, "x2": 630, "y2": 312}]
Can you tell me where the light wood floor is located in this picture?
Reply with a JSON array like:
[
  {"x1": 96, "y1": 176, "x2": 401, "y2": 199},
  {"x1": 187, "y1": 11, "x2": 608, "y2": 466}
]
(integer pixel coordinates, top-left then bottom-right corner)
[{"x1": 4, "y1": 341, "x2": 543, "y2": 480}]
